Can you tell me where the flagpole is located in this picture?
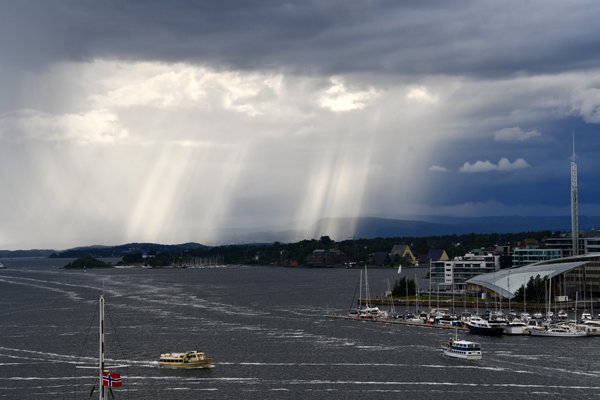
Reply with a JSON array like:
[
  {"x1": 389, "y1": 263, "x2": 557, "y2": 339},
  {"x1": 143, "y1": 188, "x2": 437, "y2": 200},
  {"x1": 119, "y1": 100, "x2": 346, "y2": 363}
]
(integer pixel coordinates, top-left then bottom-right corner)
[{"x1": 99, "y1": 295, "x2": 105, "y2": 400}]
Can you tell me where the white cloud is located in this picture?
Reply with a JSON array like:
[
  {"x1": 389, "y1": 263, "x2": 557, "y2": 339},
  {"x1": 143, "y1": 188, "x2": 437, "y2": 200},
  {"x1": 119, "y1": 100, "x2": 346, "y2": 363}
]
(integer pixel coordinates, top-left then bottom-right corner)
[
  {"x1": 4, "y1": 57, "x2": 600, "y2": 249},
  {"x1": 91, "y1": 61, "x2": 285, "y2": 117},
  {"x1": 570, "y1": 87, "x2": 600, "y2": 123},
  {"x1": 319, "y1": 77, "x2": 378, "y2": 112},
  {"x1": 429, "y1": 165, "x2": 448, "y2": 172},
  {"x1": 0, "y1": 109, "x2": 129, "y2": 145},
  {"x1": 406, "y1": 86, "x2": 439, "y2": 104},
  {"x1": 459, "y1": 157, "x2": 531, "y2": 173},
  {"x1": 493, "y1": 127, "x2": 541, "y2": 141}
]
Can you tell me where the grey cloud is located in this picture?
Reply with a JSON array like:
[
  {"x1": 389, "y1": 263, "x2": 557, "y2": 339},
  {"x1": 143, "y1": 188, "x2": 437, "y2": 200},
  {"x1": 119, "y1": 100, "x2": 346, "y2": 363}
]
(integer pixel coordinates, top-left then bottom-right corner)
[{"x1": 3, "y1": 1, "x2": 600, "y2": 78}]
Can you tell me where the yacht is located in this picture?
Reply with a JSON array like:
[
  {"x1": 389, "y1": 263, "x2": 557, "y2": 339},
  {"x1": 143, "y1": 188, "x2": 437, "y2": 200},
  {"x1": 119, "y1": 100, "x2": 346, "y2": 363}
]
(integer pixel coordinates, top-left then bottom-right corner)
[
  {"x1": 525, "y1": 319, "x2": 545, "y2": 333},
  {"x1": 465, "y1": 316, "x2": 504, "y2": 336},
  {"x1": 358, "y1": 306, "x2": 388, "y2": 319},
  {"x1": 504, "y1": 319, "x2": 530, "y2": 335},
  {"x1": 529, "y1": 325, "x2": 588, "y2": 338},
  {"x1": 159, "y1": 351, "x2": 212, "y2": 369},
  {"x1": 519, "y1": 312, "x2": 531, "y2": 321},
  {"x1": 581, "y1": 311, "x2": 592, "y2": 320},
  {"x1": 441, "y1": 332, "x2": 482, "y2": 360},
  {"x1": 579, "y1": 320, "x2": 600, "y2": 336}
]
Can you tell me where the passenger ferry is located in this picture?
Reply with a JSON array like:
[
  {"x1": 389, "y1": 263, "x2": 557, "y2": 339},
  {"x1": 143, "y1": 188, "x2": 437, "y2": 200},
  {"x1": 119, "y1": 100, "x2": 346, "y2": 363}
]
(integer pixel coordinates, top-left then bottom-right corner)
[
  {"x1": 441, "y1": 333, "x2": 482, "y2": 360},
  {"x1": 159, "y1": 351, "x2": 212, "y2": 369}
]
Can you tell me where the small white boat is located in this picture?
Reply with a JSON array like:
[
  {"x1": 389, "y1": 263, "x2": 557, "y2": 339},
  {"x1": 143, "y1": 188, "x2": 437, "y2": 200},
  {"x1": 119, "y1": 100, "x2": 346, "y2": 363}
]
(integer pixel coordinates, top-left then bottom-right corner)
[
  {"x1": 578, "y1": 320, "x2": 600, "y2": 336},
  {"x1": 466, "y1": 316, "x2": 504, "y2": 336},
  {"x1": 504, "y1": 319, "x2": 530, "y2": 335},
  {"x1": 581, "y1": 312, "x2": 592, "y2": 320},
  {"x1": 529, "y1": 325, "x2": 588, "y2": 337},
  {"x1": 441, "y1": 331, "x2": 482, "y2": 360}
]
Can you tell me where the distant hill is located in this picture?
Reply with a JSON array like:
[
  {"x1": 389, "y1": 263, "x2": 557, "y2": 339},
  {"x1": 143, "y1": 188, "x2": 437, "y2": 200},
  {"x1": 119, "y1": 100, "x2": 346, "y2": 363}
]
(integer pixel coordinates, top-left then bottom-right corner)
[
  {"x1": 49, "y1": 242, "x2": 209, "y2": 258},
  {"x1": 336, "y1": 215, "x2": 600, "y2": 239},
  {"x1": 3, "y1": 216, "x2": 600, "y2": 255},
  {"x1": 0, "y1": 249, "x2": 55, "y2": 258},
  {"x1": 216, "y1": 215, "x2": 600, "y2": 243}
]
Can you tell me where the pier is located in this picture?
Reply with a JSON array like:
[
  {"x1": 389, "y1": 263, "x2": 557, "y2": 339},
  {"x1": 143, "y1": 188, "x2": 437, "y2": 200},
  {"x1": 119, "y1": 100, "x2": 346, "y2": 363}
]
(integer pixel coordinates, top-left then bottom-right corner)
[{"x1": 327, "y1": 314, "x2": 468, "y2": 331}]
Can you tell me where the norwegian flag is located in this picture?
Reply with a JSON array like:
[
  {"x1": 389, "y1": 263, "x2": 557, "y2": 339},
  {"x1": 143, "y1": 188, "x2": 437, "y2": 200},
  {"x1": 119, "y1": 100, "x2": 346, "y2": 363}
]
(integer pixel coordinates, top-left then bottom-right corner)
[{"x1": 102, "y1": 371, "x2": 123, "y2": 387}]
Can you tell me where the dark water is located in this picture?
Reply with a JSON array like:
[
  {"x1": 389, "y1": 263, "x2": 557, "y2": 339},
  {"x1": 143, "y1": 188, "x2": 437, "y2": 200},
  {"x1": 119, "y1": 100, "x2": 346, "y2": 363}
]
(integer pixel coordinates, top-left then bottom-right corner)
[{"x1": 1, "y1": 261, "x2": 599, "y2": 399}]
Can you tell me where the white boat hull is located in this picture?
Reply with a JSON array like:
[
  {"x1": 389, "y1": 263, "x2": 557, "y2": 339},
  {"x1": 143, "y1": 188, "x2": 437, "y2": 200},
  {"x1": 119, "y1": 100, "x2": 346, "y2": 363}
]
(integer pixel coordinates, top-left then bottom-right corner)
[
  {"x1": 529, "y1": 329, "x2": 588, "y2": 337},
  {"x1": 504, "y1": 324, "x2": 530, "y2": 335},
  {"x1": 442, "y1": 349, "x2": 482, "y2": 360}
]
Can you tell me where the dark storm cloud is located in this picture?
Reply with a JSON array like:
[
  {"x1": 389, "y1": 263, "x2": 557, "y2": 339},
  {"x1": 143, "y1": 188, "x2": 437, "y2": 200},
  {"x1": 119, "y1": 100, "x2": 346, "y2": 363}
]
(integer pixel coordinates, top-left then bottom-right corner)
[{"x1": 3, "y1": 0, "x2": 600, "y2": 77}]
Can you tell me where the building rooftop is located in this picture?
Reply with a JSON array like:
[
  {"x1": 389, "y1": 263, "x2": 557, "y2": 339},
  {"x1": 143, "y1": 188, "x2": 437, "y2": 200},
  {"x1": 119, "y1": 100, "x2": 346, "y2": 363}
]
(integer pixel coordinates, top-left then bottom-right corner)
[{"x1": 465, "y1": 253, "x2": 600, "y2": 298}]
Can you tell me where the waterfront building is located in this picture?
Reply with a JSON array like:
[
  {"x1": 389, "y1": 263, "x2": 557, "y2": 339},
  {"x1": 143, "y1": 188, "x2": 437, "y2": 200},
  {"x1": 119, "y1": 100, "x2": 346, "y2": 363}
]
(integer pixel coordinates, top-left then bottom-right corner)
[
  {"x1": 467, "y1": 253, "x2": 600, "y2": 299},
  {"x1": 512, "y1": 248, "x2": 561, "y2": 267},
  {"x1": 544, "y1": 234, "x2": 600, "y2": 257},
  {"x1": 430, "y1": 253, "x2": 499, "y2": 292}
]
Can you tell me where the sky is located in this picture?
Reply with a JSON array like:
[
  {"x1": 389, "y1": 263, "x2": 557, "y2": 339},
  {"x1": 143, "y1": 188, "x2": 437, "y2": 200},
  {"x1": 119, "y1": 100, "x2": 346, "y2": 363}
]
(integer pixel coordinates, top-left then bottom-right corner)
[{"x1": 1, "y1": 1, "x2": 600, "y2": 249}]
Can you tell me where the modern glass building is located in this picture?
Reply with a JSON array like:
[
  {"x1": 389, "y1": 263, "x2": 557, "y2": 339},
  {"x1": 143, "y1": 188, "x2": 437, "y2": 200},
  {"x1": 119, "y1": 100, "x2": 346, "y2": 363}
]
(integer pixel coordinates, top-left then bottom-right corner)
[{"x1": 512, "y1": 248, "x2": 561, "y2": 267}]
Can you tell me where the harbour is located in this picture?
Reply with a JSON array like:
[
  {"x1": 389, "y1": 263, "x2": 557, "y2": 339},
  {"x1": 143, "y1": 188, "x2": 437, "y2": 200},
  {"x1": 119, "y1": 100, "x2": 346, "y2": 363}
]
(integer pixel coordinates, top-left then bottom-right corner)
[{"x1": 2, "y1": 261, "x2": 600, "y2": 399}]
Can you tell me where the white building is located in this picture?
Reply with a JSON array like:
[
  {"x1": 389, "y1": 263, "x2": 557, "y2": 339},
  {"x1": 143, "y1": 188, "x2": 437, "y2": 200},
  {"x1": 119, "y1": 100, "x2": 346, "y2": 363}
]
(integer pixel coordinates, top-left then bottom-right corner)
[{"x1": 430, "y1": 253, "x2": 499, "y2": 292}]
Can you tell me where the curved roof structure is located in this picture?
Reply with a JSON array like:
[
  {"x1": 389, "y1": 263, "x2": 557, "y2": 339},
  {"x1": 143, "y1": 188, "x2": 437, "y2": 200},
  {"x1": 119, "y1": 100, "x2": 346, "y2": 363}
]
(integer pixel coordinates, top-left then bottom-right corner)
[{"x1": 466, "y1": 259, "x2": 588, "y2": 299}]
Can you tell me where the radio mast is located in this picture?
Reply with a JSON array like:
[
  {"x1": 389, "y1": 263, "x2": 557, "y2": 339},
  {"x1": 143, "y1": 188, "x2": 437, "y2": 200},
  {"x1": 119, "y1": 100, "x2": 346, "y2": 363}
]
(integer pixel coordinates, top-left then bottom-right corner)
[{"x1": 571, "y1": 131, "x2": 578, "y2": 256}]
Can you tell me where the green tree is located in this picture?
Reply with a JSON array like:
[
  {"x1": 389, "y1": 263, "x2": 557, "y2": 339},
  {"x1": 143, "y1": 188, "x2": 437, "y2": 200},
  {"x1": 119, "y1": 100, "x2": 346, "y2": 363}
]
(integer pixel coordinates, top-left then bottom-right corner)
[
  {"x1": 64, "y1": 256, "x2": 111, "y2": 269},
  {"x1": 392, "y1": 276, "x2": 416, "y2": 297},
  {"x1": 513, "y1": 275, "x2": 545, "y2": 303}
]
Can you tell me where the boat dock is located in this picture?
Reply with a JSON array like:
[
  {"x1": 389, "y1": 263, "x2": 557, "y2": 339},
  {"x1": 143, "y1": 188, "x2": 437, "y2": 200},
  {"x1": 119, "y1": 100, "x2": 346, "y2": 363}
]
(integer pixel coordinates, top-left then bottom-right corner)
[{"x1": 327, "y1": 314, "x2": 468, "y2": 331}]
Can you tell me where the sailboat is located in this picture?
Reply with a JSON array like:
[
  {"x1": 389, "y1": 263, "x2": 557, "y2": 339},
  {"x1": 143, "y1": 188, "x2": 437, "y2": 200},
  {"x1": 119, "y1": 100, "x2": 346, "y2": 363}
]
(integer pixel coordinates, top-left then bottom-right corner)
[{"x1": 351, "y1": 265, "x2": 387, "y2": 319}]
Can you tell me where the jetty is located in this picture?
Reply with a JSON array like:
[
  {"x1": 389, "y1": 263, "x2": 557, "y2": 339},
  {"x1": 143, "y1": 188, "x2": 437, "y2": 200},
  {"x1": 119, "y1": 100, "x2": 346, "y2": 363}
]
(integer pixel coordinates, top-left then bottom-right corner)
[{"x1": 327, "y1": 314, "x2": 468, "y2": 331}]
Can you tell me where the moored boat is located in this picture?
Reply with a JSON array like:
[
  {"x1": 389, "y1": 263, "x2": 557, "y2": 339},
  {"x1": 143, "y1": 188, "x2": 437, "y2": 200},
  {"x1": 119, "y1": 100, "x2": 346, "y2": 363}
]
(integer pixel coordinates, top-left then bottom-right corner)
[
  {"x1": 465, "y1": 316, "x2": 504, "y2": 336},
  {"x1": 159, "y1": 351, "x2": 212, "y2": 369},
  {"x1": 504, "y1": 319, "x2": 530, "y2": 335},
  {"x1": 529, "y1": 324, "x2": 588, "y2": 337},
  {"x1": 579, "y1": 320, "x2": 600, "y2": 336}
]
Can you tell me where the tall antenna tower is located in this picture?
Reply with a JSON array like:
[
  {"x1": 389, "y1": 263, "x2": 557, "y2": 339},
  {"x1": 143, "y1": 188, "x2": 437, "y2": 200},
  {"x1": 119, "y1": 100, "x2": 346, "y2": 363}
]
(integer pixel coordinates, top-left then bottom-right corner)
[{"x1": 571, "y1": 131, "x2": 579, "y2": 256}]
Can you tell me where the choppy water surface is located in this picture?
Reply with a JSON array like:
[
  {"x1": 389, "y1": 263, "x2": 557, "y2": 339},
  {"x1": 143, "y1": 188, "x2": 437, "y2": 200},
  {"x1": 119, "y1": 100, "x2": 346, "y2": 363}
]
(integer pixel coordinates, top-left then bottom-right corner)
[{"x1": 1, "y1": 262, "x2": 600, "y2": 399}]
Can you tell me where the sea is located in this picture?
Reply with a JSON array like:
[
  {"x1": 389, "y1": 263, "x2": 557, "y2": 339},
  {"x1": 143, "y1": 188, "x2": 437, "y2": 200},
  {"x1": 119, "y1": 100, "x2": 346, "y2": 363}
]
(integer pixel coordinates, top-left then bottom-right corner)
[{"x1": 1, "y1": 259, "x2": 599, "y2": 399}]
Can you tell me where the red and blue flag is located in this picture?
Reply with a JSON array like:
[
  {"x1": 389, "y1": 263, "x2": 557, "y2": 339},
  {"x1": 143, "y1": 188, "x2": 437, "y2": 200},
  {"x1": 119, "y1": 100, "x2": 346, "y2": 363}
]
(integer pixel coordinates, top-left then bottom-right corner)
[{"x1": 102, "y1": 371, "x2": 123, "y2": 387}]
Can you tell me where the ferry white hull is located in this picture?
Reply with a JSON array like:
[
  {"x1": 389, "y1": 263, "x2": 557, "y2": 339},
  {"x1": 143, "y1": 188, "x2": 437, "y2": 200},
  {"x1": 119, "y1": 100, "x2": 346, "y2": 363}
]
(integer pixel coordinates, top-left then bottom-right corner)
[{"x1": 442, "y1": 349, "x2": 482, "y2": 360}]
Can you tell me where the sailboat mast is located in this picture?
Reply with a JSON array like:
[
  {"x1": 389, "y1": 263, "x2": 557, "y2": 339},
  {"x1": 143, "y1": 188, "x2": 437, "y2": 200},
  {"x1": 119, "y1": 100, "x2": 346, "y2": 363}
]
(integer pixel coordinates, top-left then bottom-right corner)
[
  {"x1": 99, "y1": 295, "x2": 105, "y2": 400},
  {"x1": 364, "y1": 265, "x2": 370, "y2": 308},
  {"x1": 523, "y1": 276, "x2": 527, "y2": 314},
  {"x1": 359, "y1": 270, "x2": 363, "y2": 309},
  {"x1": 428, "y1": 260, "x2": 432, "y2": 311}
]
